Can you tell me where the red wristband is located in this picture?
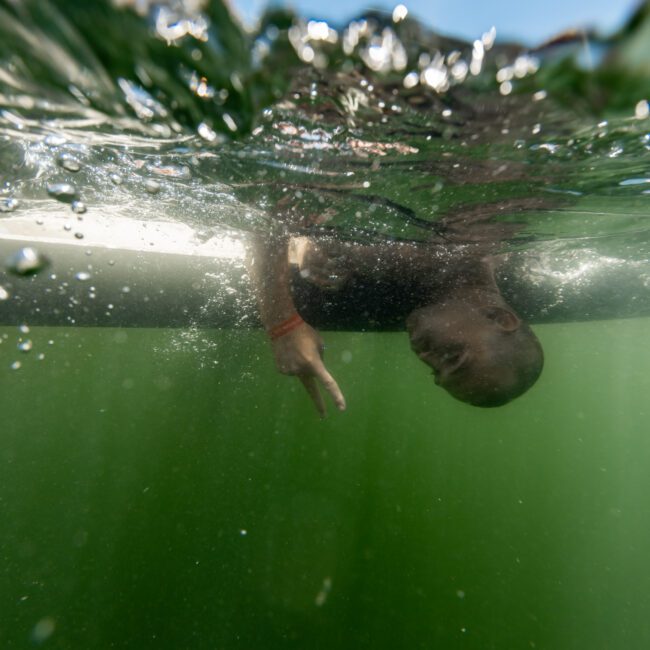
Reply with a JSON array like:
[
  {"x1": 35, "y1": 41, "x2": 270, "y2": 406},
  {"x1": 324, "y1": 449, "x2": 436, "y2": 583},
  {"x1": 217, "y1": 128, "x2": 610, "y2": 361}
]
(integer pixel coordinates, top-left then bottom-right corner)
[{"x1": 269, "y1": 313, "x2": 304, "y2": 340}]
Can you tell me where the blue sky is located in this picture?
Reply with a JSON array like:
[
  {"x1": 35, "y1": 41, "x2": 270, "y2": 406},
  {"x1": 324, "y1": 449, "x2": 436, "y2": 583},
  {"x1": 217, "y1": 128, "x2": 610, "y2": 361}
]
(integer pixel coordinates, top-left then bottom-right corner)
[{"x1": 233, "y1": 0, "x2": 639, "y2": 44}]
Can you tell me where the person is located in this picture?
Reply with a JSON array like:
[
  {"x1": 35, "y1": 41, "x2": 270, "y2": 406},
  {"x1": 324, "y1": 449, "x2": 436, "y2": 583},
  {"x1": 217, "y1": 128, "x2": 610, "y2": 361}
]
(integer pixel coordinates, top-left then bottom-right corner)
[{"x1": 248, "y1": 231, "x2": 544, "y2": 416}]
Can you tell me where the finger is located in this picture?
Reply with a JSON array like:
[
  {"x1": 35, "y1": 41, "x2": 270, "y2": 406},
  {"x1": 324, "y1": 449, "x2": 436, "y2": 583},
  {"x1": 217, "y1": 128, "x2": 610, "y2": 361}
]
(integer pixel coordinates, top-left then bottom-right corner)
[
  {"x1": 299, "y1": 375, "x2": 326, "y2": 418},
  {"x1": 314, "y1": 364, "x2": 346, "y2": 411}
]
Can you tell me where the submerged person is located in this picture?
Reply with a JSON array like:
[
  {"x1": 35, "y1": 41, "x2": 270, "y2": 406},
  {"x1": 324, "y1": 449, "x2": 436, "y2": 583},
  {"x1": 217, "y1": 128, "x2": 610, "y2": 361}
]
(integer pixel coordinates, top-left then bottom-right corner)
[{"x1": 248, "y1": 230, "x2": 544, "y2": 416}]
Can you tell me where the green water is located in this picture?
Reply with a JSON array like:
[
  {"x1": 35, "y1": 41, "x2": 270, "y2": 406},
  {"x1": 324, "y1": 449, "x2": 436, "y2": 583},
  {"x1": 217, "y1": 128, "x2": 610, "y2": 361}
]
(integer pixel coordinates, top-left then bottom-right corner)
[{"x1": 2, "y1": 321, "x2": 650, "y2": 648}]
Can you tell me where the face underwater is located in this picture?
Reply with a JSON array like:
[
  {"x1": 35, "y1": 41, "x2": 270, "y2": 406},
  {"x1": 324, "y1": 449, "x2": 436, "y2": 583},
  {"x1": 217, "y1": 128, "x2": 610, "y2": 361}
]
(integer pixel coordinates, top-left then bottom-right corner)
[{"x1": 407, "y1": 300, "x2": 544, "y2": 407}]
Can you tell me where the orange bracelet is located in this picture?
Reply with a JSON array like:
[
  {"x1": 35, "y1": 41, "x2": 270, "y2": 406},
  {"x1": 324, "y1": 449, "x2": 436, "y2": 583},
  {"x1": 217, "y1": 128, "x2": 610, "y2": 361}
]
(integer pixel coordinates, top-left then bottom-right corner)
[{"x1": 269, "y1": 313, "x2": 304, "y2": 340}]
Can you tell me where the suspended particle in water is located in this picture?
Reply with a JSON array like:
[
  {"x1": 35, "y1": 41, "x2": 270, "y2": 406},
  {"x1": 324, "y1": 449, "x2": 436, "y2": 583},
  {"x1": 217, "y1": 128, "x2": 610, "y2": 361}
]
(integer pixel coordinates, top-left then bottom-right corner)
[
  {"x1": 341, "y1": 350, "x2": 353, "y2": 363},
  {"x1": 144, "y1": 179, "x2": 161, "y2": 194},
  {"x1": 17, "y1": 339, "x2": 32, "y2": 353},
  {"x1": 19, "y1": 324, "x2": 29, "y2": 334},
  {"x1": 121, "y1": 286, "x2": 131, "y2": 294},
  {"x1": 31, "y1": 617, "x2": 56, "y2": 644},
  {"x1": 239, "y1": 529, "x2": 247, "y2": 536},
  {"x1": 0, "y1": 197, "x2": 18, "y2": 213},
  {"x1": 37, "y1": 353, "x2": 45, "y2": 361},
  {"x1": 74, "y1": 232, "x2": 84, "y2": 239},
  {"x1": 10, "y1": 360, "x2": 21, "y2": 370},
  {"x1": 46, "y1": 182, "x2": 78, "y2": 203},
  {"x1": 75, "y1": 271, "x2": 91, "y2": 282},
  {"x1": 56, "y1": 152, "x2": 81, "y2": 172},
  {"x1": 5, "y1": 247, "x2": 50, "y2": 276},
  {"x1": 314, "y1": 577, "x2": 332, "y2": 607},
  {"x1": 0, "y1": 286, "x2": 9, "y2": 300},
  {"x1": 71, "y1": 200, "x2": 87, "y2": 214}
]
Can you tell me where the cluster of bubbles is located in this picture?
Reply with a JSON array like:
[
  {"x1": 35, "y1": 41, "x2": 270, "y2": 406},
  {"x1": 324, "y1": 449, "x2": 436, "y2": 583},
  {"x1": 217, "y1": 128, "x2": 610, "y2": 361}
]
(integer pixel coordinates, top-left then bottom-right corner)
[{"x1": 0, "y1": 323, "x2": 49, "y2": 371}]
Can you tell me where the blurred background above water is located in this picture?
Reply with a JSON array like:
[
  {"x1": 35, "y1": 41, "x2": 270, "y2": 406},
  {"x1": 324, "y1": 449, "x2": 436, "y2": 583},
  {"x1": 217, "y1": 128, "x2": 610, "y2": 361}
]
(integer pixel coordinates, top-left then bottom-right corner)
[{"x1": 1, "y1": 0, "x2": 650, "y2": 329}]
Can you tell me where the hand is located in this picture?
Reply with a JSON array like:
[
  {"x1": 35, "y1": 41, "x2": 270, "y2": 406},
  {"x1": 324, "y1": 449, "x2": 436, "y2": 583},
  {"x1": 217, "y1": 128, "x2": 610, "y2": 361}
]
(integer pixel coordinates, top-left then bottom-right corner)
[{"x1": 271, "y1": 322, "x2": 346, "y2": 417}]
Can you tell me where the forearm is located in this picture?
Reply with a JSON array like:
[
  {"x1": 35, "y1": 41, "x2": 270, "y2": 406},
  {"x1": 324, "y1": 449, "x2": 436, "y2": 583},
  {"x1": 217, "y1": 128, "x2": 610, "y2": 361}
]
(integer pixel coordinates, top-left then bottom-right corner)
[
  {"x1": 247, "y1": 234, "x2": 297, "y2": 329},
  {"x1": 246, "y1": 233, "x2": 346, "y2": 415}
]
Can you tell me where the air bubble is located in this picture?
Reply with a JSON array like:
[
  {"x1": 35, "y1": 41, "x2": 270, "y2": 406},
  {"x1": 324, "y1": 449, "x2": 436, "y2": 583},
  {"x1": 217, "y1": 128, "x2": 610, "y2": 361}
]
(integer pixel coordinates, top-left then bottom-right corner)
[
  {"x1": 5, "y1": 247, "x2": 50, "y2": 276},
  {"x1": 0, "y1": 286, "x2": 9, "y2": 300},
  {"x1": 75, "y1": 271, "x2": 91, "y2": 281},
  {"x1": 46, "y1": 182, "x2": 78, "y2": 203},
  {"x1": 71, "y1": 200, "x2": 87, "y2": 214},
  {"x1": 144, "y1": 179, "x2": 161, "y2": 194},
  {"x1": 18, "y1": 340, "x2": 32, "y2": 353},
  {"x1": 56, "y1": 152, "x2": 81, "y2": 172}
]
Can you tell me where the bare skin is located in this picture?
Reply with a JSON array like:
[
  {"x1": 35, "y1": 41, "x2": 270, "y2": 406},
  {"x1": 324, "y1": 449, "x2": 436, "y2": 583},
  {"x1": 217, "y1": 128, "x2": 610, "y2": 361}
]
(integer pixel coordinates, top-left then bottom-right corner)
[
  {"x1": 250, "y1": 234, "x2": 542, "y2": 414},
  {"x1": 247, "y1": 235, "x2": 345, "y2": 417}
]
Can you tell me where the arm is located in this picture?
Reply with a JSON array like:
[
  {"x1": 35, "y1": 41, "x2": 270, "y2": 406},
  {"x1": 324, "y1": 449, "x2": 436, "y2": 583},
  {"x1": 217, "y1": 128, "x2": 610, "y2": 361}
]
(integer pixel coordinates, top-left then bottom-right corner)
[{"x1": 247, "y1": 234, "x2": 346, "y2": 417}]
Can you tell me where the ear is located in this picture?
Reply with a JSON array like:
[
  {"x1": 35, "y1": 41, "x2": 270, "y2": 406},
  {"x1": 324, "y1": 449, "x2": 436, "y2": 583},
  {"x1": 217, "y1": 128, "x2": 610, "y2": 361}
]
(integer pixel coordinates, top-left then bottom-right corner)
[{"x1": 482, "y1": 306, "x2": 521, "y2": 332}]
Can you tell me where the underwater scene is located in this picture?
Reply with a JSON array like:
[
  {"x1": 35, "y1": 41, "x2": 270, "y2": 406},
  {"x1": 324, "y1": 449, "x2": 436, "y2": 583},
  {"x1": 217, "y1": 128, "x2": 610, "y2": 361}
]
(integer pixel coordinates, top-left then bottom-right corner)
[{"x1": 1, "y1": 0, "x2": 650, "y2": 648}]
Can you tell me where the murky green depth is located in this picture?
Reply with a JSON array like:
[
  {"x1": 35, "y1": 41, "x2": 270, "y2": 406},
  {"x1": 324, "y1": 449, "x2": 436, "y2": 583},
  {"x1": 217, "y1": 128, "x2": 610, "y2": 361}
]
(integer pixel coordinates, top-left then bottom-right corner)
[{"x1": 2, "y1": 321, "x2": 649, "y2": 649}]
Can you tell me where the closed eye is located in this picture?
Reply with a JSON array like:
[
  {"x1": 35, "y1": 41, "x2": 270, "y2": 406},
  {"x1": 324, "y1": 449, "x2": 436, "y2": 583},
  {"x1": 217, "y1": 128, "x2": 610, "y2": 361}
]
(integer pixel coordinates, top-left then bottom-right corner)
[{"x1": 442, "y1": 350, "x2": 469, "y2": 374}]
